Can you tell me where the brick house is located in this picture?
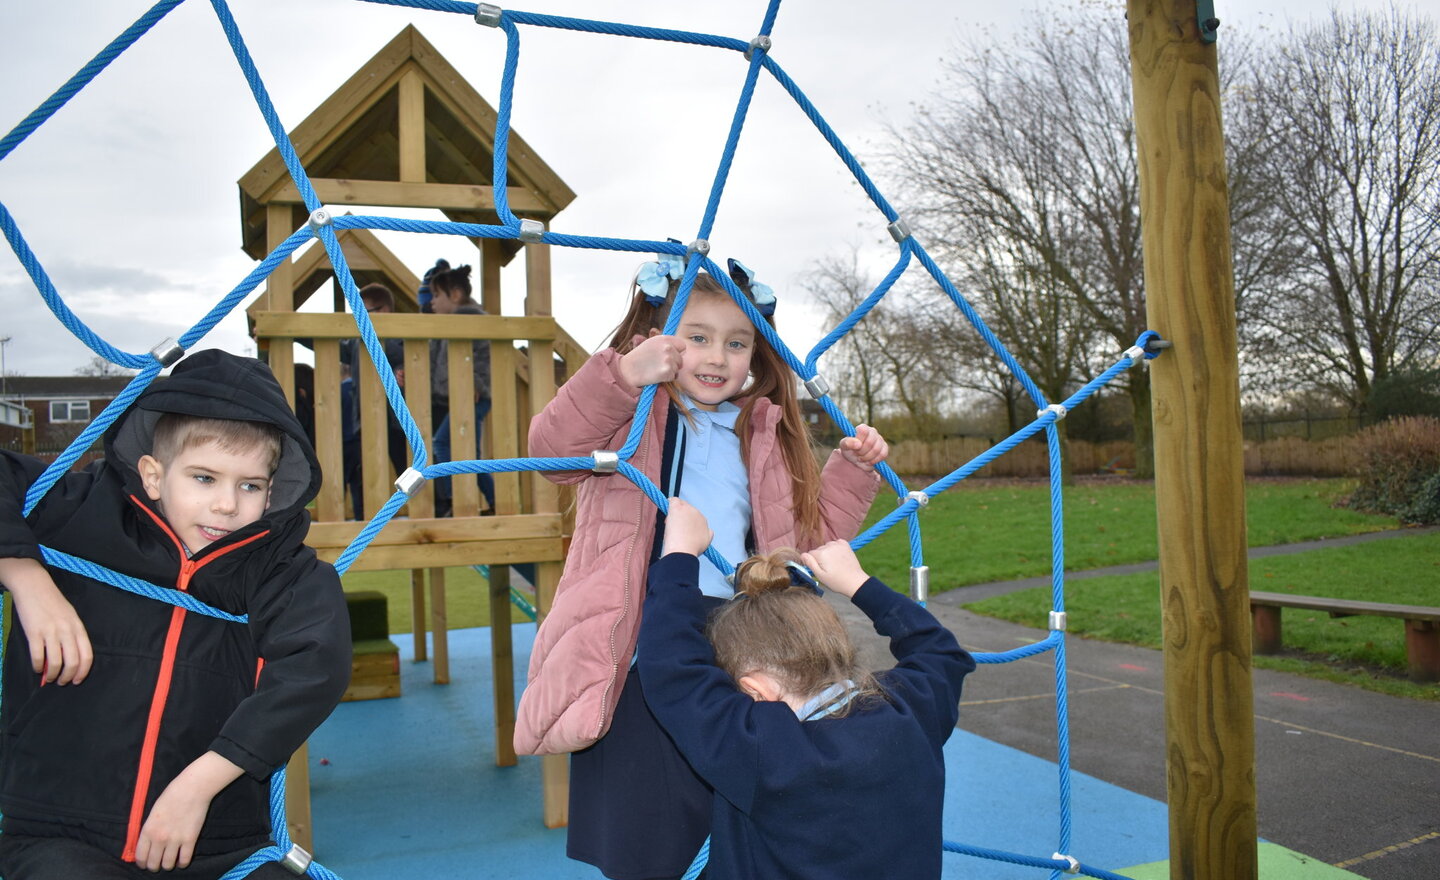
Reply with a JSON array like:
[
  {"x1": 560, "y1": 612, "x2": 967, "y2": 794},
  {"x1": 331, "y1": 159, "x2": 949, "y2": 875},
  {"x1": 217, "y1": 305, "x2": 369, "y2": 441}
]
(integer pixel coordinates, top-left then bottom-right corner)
[{"x1": 0, "y1": 375, "x2": 134, "y2": 459}]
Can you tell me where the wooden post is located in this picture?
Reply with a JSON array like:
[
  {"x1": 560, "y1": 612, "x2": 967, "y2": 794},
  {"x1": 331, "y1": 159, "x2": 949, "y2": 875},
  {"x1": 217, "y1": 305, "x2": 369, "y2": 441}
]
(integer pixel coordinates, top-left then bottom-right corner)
[{"x1": 1126, "y1": 4, "x2": 1257, "y2": 879}]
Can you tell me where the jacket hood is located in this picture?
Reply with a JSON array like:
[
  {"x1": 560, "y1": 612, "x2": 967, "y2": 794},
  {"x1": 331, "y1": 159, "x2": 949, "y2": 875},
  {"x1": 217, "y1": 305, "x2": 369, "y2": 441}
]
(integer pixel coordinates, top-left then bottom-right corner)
[{"x1": 106, "y1": 349, "x2": 320, "y2": 514}]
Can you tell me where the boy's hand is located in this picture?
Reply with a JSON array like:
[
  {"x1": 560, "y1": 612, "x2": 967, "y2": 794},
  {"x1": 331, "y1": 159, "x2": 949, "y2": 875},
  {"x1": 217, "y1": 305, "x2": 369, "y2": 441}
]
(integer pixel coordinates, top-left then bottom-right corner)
[
  {"x1": 619, "y1": 332, "x2": 687, "y2": 389},
  {"x1": 661, "y1": 498, "x2": 712, "y2": 557},
  {"x1": 839, "y1": 424, "x2": 889, "y2": 471},
  {"x1": 135, "y1": 752, "x2": 243, "y2": 871},
  {"x1": 801, "y1": 541, "x2": 870, "y2": 598},
  {"x1": 0, "y1": 557, "x2": 93, "y2": 685}
]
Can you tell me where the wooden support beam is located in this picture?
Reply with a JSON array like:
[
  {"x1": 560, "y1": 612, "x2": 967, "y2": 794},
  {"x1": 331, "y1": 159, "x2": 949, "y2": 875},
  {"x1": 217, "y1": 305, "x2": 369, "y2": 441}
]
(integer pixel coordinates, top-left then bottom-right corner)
[
  {"x1": 312, "y1": 340, "x2": 346, "y2": 522},
  {"x1": 1126, "y1": 3, "x2": 1257, "y2": 879},
  {"x1": 267, "y1": 179, "x2": 550, "y2": 214},
  {"x1": 398, "y1": 70, "x2": 426, "y2": 183}
]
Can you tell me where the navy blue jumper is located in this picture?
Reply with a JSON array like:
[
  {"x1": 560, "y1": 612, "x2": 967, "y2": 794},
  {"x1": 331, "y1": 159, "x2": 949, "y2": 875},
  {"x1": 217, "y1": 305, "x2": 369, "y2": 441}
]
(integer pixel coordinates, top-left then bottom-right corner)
[{"x1": 636, "y1": 552, "x2": 975, "y2": 880}]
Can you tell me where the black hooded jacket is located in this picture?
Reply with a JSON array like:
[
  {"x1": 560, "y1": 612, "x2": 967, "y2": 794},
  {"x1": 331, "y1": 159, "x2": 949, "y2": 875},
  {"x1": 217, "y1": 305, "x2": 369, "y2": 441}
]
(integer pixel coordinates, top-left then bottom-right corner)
[{"x1": 0, "y1": 349, "x2": 352, "y2": 859}]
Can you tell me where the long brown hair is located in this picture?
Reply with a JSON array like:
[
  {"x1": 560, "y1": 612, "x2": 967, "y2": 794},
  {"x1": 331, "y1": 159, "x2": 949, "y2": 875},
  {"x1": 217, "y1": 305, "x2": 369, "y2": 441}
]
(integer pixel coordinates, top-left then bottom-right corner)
[
  {"x1": 606, "y1": 268, "x2": 822, "y2": 543},
  {"x1": 709, "y1": 548, "x2": 881, "y2": 715}
]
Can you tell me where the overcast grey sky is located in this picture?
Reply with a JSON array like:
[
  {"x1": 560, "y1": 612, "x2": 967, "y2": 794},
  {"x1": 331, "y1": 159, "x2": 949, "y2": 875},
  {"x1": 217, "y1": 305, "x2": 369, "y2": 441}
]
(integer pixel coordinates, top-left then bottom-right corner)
[{"x1": 0, "y1": 0, "x2": 1422, "y2": 379}]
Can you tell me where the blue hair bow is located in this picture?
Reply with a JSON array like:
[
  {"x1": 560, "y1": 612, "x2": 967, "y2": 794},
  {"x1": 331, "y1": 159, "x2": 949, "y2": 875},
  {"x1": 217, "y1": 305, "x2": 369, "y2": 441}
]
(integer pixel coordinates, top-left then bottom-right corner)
[
  {"x1": 784, "y1": 561, "x2": 823, "y2": 595},
  {"x1": 636, "y1": 253, "x2": 686, "y2": 307},
  {"x1": 727, "y1": 258, "x2": 776, "y2": 316}
]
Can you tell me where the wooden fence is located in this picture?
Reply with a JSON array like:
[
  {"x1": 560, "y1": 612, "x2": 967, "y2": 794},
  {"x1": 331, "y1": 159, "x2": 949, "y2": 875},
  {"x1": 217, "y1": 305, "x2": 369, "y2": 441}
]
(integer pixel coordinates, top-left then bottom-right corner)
[{"x1": 881, "y1": 435, "x2": 1358, "y2": 478}]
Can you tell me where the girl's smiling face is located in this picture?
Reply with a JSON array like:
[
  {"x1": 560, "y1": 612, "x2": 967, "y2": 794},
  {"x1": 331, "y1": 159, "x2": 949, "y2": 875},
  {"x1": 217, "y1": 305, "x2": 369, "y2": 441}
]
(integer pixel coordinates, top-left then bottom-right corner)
[{"x1": 674, "y1": 295, "x2": 756, "y2": 411}]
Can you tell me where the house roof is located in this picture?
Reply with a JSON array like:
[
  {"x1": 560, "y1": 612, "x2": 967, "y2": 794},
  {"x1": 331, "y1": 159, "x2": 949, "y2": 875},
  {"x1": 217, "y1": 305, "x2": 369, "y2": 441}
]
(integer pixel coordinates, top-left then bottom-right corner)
[
  {"x1": 2, "y1": 375, "x2": 134, "y2": 399},
  {"x1": 237, "y1": 25, "x2": 575, "y2": 268}
]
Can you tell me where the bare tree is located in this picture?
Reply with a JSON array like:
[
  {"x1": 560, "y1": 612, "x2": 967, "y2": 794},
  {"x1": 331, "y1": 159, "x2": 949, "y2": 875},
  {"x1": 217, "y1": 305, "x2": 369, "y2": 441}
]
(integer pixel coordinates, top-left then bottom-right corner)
[
  {"x1": 1246, "y1": 6, "x2": 1440, "y2": 416},
  {"x1": 883, "y1": 4, "x2": 1273, "y2": 477},
  {"x1": 74, "y1": 357, "x2": 137, "y2": 378}
]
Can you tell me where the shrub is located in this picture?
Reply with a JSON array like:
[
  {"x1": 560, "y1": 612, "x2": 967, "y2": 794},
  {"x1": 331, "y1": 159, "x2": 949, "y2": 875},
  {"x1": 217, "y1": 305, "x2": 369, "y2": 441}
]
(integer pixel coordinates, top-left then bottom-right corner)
[{"x1": 1346, "y1": 416, "x2": 1440, "y2": 524}]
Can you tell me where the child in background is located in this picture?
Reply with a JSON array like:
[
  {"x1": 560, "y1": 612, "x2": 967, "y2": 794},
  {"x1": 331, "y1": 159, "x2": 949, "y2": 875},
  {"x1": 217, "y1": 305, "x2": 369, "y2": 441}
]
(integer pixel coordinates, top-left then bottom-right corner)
[
  {"x1": 0, "y1": 350, "x2": 352, "y2": 879},
  {"x1": 428, "y1": 263, "x2": 495, "y2": 515},
  {"x1": 639, "y1": 499, "x2": 975, "y2": 880},
  {"x1": 516, "y1": 255, "x2": 889, "y2": 880}
]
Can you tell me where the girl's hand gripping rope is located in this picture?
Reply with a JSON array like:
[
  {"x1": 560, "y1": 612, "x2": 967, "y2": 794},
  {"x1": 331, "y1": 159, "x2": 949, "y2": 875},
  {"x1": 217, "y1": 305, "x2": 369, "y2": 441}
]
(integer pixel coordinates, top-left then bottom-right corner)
[
  {"x1": 800, "y1": 540, "x2": 870, "y2": 599},
  {"x1": 661, "y1": 498, "x2": 713, "y2": 558},
  {"x1": 619, "y1": 331, "x2": 687, "y2": 389},
  {"x1": 839, "y1": 424, "x2": 890, "y2": 471}
]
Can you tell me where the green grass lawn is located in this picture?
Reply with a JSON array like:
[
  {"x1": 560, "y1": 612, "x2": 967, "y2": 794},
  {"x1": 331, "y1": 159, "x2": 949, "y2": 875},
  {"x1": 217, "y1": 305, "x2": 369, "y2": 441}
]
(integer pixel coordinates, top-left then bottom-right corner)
[
  {"x1": 343, "y1": 565, "x2": 501, "y2": 635},
  {"x1": 853, "y1": 477, "x2": 1396, "y2": 592},
  {"x1": 961, "y1": 531, "x2": 1440, "y2": 700}
]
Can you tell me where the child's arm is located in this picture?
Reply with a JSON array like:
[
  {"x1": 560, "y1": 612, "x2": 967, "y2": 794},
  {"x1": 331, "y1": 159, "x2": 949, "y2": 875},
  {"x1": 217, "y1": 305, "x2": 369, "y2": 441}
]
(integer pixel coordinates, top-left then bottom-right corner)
[
  {"x1": 813, "y1": 424, "x2": 889, "y2": 547},
  {"x1": 0, "y1": 557, "x2": 93, "y2": 685},
  {"x1": 803, "y1": 540, "x2": 975, "y2": 745},
  {"x1": 203, "y1": 557, "x2": 352, "y2": 791},
  {"x1": 528, "y1": 343, "x2": 679, "y2": 483},
  {"x1": 133, "y1": 750, "x2": 243, "y2": 871},
  {"x1": 636, "y1": 552, "x2": 778, "y2": 816}
]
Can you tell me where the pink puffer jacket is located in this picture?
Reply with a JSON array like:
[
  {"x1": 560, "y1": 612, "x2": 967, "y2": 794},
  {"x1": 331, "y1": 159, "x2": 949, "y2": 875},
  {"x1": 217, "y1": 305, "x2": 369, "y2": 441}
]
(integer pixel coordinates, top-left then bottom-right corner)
[{"x1": 514, "y1": 349, "x2": 882, "y2": 755}]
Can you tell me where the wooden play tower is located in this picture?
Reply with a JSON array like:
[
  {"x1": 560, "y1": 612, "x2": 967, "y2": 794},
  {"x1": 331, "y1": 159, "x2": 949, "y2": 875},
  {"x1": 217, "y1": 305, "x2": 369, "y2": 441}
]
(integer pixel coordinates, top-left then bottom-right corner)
[{"x1": 237, "y1": 25, "x2": 586, "y2": 844}]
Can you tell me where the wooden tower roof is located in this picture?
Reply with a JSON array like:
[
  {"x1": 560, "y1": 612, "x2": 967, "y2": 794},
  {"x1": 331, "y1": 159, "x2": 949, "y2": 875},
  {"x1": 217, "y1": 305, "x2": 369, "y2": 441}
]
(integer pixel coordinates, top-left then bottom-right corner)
[
  {"x1": 246, "y1": 223, "x2": 423, "y2": 319},
  {"x1": 237, "y1": 24, "x2": 574, "y2": 268}
]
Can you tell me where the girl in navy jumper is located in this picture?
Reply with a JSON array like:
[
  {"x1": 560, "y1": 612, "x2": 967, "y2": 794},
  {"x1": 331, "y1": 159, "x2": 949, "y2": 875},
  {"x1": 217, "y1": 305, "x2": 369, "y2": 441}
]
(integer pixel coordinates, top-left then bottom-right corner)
[{"x1": 638, "y1": 499, "x2": 975, "y2": 880}]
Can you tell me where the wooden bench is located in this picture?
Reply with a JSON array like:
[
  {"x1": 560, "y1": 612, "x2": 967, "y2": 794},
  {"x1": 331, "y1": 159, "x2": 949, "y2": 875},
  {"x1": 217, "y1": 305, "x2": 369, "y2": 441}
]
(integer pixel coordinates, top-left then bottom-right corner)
[{"x1": 1249, "y1": 591, "x2": 1440, "y2": 683}]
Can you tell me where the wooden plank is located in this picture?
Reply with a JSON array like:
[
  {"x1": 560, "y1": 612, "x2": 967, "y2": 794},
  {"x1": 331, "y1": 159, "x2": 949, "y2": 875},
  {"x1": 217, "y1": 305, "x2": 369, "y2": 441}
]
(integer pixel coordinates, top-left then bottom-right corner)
[
  {"x1": 1127, "y1": 3, "x2": 1257, "y2": 878},
  {"x1": 398, "y1": 70, "x2": 426, "y2": 184},
  {"x1": 358, "y1": 354, "x2": 393, "y2": 518},
  {"x1": 490, "y1": 343, "x2": 520, "y2": 516},
  {"x1": 429, "y1": 567, "x2": 448, "y2": 685},
  {"x1": 490, "y1": 564, "x2": 516, "y2": 767},
  {"x1": 410, "y1": 568, "x2": 427, "y2": 662},
  {"x1": 253, "y1": 311, "x2": 558, "y2": 342},
  {"x1": 448, "y1": 343, "x2": 481, "y2": 517},
  {"x1": 525, "y1": 240, "x2": 559, "y2": 518},
  {"x1": 266, "y1": 179, "x2": 550, "y2": 214},
  {"x1": 263, "y1": 203, "x2": 296, "y2": 409},
  {"x1": 305, "y1": 513, "x2": 562, "y2": 548},
  {"x1": 542, "y1": 754, "x2": 569, "y2": 829},
  {"x1": 312, "y1": 340, "x2": 346, "y2": 523},
  {"x1": 1248, "y1": 591, "x2": 1440, "y2": 621},
  {"x1": 284, "y1": 744, "x2": 312, "y2": 853},
  {"x1": 313, "y1": 538, "x2": 563, "y2": 572},
  {"x1": 402, "y1": 339, "x2": 435, "y2": 517}
]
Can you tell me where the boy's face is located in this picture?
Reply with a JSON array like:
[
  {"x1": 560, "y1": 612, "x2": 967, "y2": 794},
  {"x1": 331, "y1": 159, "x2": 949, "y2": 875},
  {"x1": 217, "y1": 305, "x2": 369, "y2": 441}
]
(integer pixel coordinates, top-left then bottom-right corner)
[{"x1": 137, "y1": 439, "x2": 273, "y2": 553}]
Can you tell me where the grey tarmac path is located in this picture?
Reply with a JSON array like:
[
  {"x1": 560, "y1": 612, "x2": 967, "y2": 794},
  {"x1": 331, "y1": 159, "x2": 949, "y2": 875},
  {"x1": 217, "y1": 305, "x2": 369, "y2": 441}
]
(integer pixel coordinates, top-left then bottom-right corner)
[{"x1": 830, "y1": 526, "x2": 1440, "y2": 880}]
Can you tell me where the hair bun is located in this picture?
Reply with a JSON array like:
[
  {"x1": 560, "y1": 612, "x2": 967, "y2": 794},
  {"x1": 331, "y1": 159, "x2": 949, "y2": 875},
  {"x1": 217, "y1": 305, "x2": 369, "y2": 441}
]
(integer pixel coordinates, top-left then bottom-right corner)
[{"x1": 733, "y1": 549, "x2": 805, "y2": 597}]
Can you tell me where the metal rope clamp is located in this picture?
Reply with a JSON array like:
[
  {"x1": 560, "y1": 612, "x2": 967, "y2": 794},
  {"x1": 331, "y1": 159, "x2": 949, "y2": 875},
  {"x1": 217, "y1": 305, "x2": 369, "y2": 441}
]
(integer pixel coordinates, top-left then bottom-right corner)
[
  {"x1": 1038, "y1": 403, "x2": 1067, "y2": 421},
  {"x1": 887, "y1": 217, "x2": 912, "y2": 243},
  {"x1": 804, "y1": 374, "x2": 830, "y2": 400},
  {"x1": 1052, "y1": 852, "x2": 1081, "y2": 875},
  {"x1": 394, "y1": 467, "x2": 427, "y2": 499},
  {"x1": 281, "y1": 844, "x2": 313, "y2": 875},
  {"x1": 591, "y1": 450, "x2": 620, "y2": 474},
  {"x1": 910, "y1": 565, "x2": 930, "y2": 603},
  {"x1": 903, "y1": 490, "x2": 930, "y2": 509},
  {"x1": 307, "y1": 208, "x2": 333, "y2": 232},
  {"x1": 744, "y1": 34, "x2": 772, "y2": 61},
  {"x1": 518, "y1": 219, "x2": 545, "y2": 243},
  {"x1": 686, "y1": 239, "x2": 710, "y2": 258},
  {"x1": 1048, "y1": 610, "x2": 1068, "y2": 632},
  {"x1": 474, "y1": 3, "x2": 503, "y2": 26},
  {"x1": 149, "y1": 337, "x2": 185, "y2": 367}
]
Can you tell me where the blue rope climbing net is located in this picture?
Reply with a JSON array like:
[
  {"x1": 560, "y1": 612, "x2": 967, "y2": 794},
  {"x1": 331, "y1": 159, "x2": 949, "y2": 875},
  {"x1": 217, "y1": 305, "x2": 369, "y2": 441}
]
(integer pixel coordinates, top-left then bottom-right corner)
[{"x1": 0, "y1": 2, "x2": 1168, "y2": 879}]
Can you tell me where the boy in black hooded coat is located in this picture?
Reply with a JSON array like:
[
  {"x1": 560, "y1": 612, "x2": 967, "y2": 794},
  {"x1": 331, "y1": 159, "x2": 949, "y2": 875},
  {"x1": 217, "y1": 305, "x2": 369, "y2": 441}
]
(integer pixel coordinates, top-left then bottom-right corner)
[{"x1": 0, "y1": 350, "x2": 352, "y2": 879}]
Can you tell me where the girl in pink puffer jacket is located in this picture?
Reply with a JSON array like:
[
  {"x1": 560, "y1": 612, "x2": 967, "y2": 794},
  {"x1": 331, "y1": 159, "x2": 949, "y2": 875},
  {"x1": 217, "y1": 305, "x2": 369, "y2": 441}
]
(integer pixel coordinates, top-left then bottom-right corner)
[{"x1": 517, "y1": 256, "x2": 888, "y2": 880}]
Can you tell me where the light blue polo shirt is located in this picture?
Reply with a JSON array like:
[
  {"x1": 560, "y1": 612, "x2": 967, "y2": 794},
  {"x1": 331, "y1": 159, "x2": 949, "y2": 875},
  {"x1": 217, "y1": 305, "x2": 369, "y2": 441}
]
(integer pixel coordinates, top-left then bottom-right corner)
[{"x1": 673, "y1": 396, "x2": 750, "y2": 599}]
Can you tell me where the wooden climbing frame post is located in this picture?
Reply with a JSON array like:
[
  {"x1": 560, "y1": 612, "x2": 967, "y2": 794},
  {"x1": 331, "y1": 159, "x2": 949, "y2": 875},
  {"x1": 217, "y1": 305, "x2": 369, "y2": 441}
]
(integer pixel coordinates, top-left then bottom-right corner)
[{"x1": 1126, "y1": 2, "x2": 1258, "y2": 878}]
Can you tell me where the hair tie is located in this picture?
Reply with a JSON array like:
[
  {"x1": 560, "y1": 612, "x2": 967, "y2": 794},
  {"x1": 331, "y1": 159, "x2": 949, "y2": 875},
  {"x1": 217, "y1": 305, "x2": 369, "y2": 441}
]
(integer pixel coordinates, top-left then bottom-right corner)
[
  {"x1": 635, "y1": 253, "x2": 685, "y2": 307},
  {"x1": 783, "y1": 561, "x2": 823, "y2": 595},
  {"x1": 727, "y1": 258, "x2": 776, "y2": 316}
]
